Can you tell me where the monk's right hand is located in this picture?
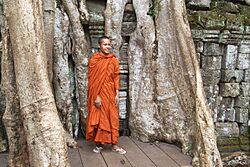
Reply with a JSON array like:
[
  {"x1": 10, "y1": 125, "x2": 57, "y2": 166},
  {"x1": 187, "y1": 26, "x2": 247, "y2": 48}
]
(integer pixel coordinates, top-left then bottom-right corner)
[{"x1": 95, "y1": 95, "x2": 102, "y2": 108}]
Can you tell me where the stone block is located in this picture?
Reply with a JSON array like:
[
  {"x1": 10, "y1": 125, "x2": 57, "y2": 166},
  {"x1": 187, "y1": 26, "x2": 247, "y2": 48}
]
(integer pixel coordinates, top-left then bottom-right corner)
[
  {"x1": 201, "y1": 69, "x2": 221, "y2": 86},
  {"x1": 239, "y1": 44, "x2": 250, "y2": 54},
  {"x1": 217, "y1": 108, "x2": 226, "y2": 122},
  {"x1": 226, "y1": 14, "x2": 243, "y2": 31},
  {"x1": 220, "y1": 97, "x2": 234, "y2": 108},
  {"x1": 236, "y1": 53, "x2": 250, "y2": 69},
  {"x1": 203, "y1": 85, "x2": 219, "y2": 99},
  {"x1": 205, "y1": 19, "x2": 226, "y2": 30},
  {"x1": 220, "y1": 83, "x2": 240, "y2": 97},
  {"x1": 122, "y1": 22, "x2": 136, "y2": 35},
  {"x1": 215, "y1": 2, "x2": 239, "y2": 14},
  {"x1": 191, "y1": 29, "x2": 204, "y2": 39},
  {"x1": 239, "y1": 124, "x2": 249, "y2": 136},
  {"x1": 218, "y1": 145, "x2": 241, "y2": 153},
  {"x1": 235, "y1": 108, "x2": 249, "y2": 123},
  {"x1": 240, "y1": 82, "x2": 250, "y2": 96},
  {"x1": 187, "y1": 0, "x2": 211, "y2": 9},
  {"x1": 225, "y1": 108, "x2": 236, "y2": 122},
  {"x1": 119, "y1": 97, "x2": 127, "y2": 119},
  {"x1": 201, "y1": 56, "x2": 222, "y2": 70},
  {"x1": 243, "y1": 70, "x2": 250, "y2": 82},
  {"x1": 217, "y1": 108, "x2": 235, "y2": 122},
  {"x1": 222, "y1": 45, "x2": 238, "y2": 69},
  {"x1": 203, "y1": 43, "x2": 224, "y2": 56},
  {"x1": 195, "y1": 41, "x2": 203, "y2": 53},
  {"x1": 246, "y1": 26, "x2": 250, "y2": 34},
  {"x1": 220, "y1": 70, "x2": 244, "y2": 83},
  {"x1": 239, "y1": 136, "x2": 250, "y2": 151},
  {"x1": 124, "y1": 4, "x2": 134, "y2": 12},
  {"x1": 234, "y1": 96, "x2": 250, "y2": 108},
  {"x1": 120, "y1": 74, "x2": 128, "y2": 90},
  {"x1": 215, "y1": 122, "x2": 239, "y2": 137},
  {"x1": 217, "y1": 137, "x2": 240, "y2": 147},
  {"x1": 123, "y1": 12, "x2": 136, "y2": 22}
]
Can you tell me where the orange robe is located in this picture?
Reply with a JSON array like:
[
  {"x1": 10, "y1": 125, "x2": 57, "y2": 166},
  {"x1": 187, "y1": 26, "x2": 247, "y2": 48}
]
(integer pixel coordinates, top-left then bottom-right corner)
[{"x1": 86, "y1": 52, "x2": 120, "y2": 145}]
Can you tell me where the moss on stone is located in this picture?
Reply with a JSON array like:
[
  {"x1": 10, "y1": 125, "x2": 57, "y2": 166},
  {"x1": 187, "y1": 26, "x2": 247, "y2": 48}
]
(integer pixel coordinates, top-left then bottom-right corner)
[
  {"x1": 188, "y1": 2, "x2": 250, "y2": 30},
  {"x1": 217, "y1": 137, "x2": 240, "y2": 146},
  {"x1": 239, "y1": 136, "x2": 250, "y2": 145}
]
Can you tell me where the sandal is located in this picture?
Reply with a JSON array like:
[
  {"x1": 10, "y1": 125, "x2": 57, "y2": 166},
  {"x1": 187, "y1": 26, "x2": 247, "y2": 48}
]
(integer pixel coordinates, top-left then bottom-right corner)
[
  {"x1": 112, "y1": 146, "x2": 126, "y2": 154},
  {"x1": 93, "y1": 146, "x2": 103, "y2": 153}
]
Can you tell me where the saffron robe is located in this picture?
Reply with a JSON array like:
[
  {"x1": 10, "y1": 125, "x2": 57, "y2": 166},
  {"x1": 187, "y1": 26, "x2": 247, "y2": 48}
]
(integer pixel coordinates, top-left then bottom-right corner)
[{"x1": 86, "y1": 52, "x2": 120, "y2": 144}]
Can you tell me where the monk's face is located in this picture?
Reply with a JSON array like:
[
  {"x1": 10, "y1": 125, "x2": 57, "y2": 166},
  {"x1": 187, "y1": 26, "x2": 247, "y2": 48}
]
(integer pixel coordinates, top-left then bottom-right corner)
[{"x1": 99, "y1": 38, "x2": 112, "y2": 55}]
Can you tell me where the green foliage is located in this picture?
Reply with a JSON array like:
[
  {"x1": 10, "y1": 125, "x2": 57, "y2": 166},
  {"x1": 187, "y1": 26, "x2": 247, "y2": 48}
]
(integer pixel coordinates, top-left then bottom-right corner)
[{"x1": 147, "y1": 0, "x2": 162, "y2": 18}]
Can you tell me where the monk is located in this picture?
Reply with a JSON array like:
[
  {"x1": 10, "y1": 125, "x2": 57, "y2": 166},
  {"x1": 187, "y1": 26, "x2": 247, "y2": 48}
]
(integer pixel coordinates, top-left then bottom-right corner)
[{"x1": 86, "y1": 36, "x2": 126, "y2": 154}]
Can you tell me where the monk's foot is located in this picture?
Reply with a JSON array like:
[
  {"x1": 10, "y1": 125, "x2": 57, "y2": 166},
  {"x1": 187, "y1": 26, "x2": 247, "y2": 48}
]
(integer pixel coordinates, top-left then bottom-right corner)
[
  {"x1": 93, "y1": 146, "x2": 103, "y2": 153},
  {"x1": 112, "y1": 145, "x2": 126, "y2": 154}
]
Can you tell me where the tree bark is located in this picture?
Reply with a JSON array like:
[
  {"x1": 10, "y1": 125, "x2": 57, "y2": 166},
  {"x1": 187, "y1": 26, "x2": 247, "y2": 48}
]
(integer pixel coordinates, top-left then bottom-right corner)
[
  {"x1": 2, "y1": 28, "x2": 30, "y2": 167},
  {"x1": 62, "y1": 0, "x2": 89, "y2": 129},
  {"x1": 4, "y1": 0, "x2": 69, "y2": 166},
  {"x1": 127, "y1": 0, "x2": 222, "y2": 166},
  {"x1": 43, "y1": 0, "x2": 55, "y2": 87},
  {"x1": 104, "y1": 0, "x2": 128, "y2": 57}
]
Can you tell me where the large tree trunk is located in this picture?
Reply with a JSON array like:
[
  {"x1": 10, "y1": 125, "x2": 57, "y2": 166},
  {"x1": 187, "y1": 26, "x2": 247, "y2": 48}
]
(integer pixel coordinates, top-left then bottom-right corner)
[
  {"x1": 43, "y1": 0, "x2": 55, "y2": 87},
  {"x1": 2, "y1": 28, "x2": 30, "y2": 166},
  {"x1": 3, "y1": 0, "x2": 69, "y2": 166},
  {"x1": 127, "y1": 0, "x2": 222, "y2": 166}
]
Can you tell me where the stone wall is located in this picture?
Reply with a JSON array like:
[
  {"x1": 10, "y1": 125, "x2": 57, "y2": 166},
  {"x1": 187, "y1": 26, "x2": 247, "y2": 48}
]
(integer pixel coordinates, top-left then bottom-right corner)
[{"x1": 187, "y1": 0, "x2": 250, "y2": 154}]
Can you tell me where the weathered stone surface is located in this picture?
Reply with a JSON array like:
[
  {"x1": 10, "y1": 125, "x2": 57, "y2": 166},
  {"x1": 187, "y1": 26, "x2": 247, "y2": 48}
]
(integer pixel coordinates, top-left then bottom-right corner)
[
  {"x1": 187, "y1": 0, "x2": 211, "y2": 9},
  {"x1": 225, "y1": 13, "x2": 243, "y2": 31},
  {"x1": 203, "y1": 42, "x2": 224, "y2": 56},
  {"x1": 201, "y1": 69, "x2": 221, "y2": 86},
  {"x1": 119, "y1": 97, "x2": 127, "y2": 119},
  {"x1": 237, "y1": 53, "x2": 250, "y2": 69},
  {"x1": 220, "y1": 97, "x2": 234, "y2": 108},
  {"x1": 220, "y1": 70, "x2": 244, "y2": 83},
  {"x1": 239, "y1": 44, "x2": 250, "y2": 54},
  {"x1": 122, "y1": 22, "x2": 136, "y2": 35},
  {"x1": 225, "y1": 108, "x2": 236, "y2": 122},
  {"x1": 239, "y1": 124, "x2": 249, "y2": 136},
  {"x1": 202, "y1": 56, "x2": 222, "y2": 70},
  {"x1": 222, "y1": 45, "x2": 238, "y2": 69},
  {"x1": 124, "y1": 4, "x2": 134, "y2": 12},
  {"x1": 216, "y1": 122, "x2": 239, "y2": 137},
  {"x1": 234, "y1": 96, "x2": 250, "y2": 108},
  {"x1": 123, "y1": 12, "x2": 136, "y2": 22},
  {"x1": 240, "y1": 82, "x2": 250, "y2": 96},
  {"x1": 205, "y1": 18, "x2": 226, "y2": 29},
  {"x1": 246, "y1": 26, "x2": 250, "y2": 34},
  {"x1": 243, "y1": 70, "x2": 250, "y2": 82},
  {"x1": 217, "y1": 137, "x2": 240, "y2": 147},
  {"x1": 217, "y1": 108, "x2": 236, "y2": 122},
  {"x1": 235, "y1": 108, "x2": 249, "y2": 123},
  {"x1": 194, "y1": 41, "x2": 203, "y2": 53},
  {"x1": 215, "y1": 2, "x2": 239, "y2": 14},
  {"x1": 204, "y1": 85, "x2": 219, "y2": 98},
  {"x1": 120, "y1": 74, "x2": 128, "y2": 90},
  {"x1": 220, "y1": 83, "x2": 240, "y2": 97}
]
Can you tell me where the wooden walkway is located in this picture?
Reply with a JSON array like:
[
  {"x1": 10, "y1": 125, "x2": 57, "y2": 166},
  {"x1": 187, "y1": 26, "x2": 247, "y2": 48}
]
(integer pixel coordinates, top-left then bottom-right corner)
[{"x1": 0, "y1": 136, "x2": 192, "y2": 167}]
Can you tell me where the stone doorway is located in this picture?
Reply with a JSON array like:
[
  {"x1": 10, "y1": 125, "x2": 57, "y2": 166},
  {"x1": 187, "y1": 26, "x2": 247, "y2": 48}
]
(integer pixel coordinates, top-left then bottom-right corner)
[{"x1": 86, "y1": 0, "x2": 136, "y2": 135}]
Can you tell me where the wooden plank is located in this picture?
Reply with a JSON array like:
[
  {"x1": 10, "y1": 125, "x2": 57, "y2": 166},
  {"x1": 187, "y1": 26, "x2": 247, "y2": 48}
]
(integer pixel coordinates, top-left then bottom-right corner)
[
  {"x1": 0, "y1": 153, "x2": 8, "y2": 167},
  {"x1": 132, "y1": 138, "x2": 179, "y2": 167},
  {"x1": 119, "y1": 136, "x2": 156, "y2": 167},
  {"x1": 156, "y1": 142, "x2": 192, "y2": 167},
  {"x1": 101, "y1": 142, "x2": 132, "y2": 167},
  {"x1": 78, "y1": 140, "x2": 107, "y2": 167},
  {"x1": 68, "y1": 148, "x2": 83, "y2": 167}
]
